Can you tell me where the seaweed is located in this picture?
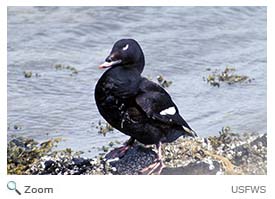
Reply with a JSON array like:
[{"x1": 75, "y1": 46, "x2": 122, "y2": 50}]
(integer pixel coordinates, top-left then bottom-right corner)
[
  {"x1": 7, "y1": 128, "x2": 266, "y2": 175},
  {"x1": 96, "y1": 120, "x2": 114, "y2": 136},
  {"x1": 204, "y1": 66, "x2": 254, "y2": 87},
  {"x1": 7, "y1": 137, "x2": 61, "y2": 174},
  {"x1": 54, "y1": 64, "x2": 78, "y2": 76},
  {"x1": 23, "y1": 71, "x2": 40, "y2": 78},
  {"x1": 157, "y1": 75, "x2": 172, "y2": 88}
]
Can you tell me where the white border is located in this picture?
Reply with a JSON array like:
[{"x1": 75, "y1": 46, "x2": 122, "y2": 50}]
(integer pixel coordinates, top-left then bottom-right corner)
[
  {"x1": 3, "y1": 0, "x2": 269, "y2": 6},
  {"x1": 1, "y1": 1, "x2": 274, "y2": 199},
  {"x1": 0, "y1": 0, "x2": 7, "y2": 178},
  {"x1": 267, "y1": 1, "x2": 274, "y2": 179}
]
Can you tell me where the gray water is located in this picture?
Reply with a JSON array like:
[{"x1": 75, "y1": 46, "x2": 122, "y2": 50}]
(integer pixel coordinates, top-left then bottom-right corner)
[{"x1": 7, "y1": 7, "x2": 267, "y2": 157}]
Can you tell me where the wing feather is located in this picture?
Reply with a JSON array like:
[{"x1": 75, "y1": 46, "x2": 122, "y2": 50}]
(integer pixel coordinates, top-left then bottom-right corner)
[{"x1": 135, "y1": 78, "x2": 192, "y2": 130}]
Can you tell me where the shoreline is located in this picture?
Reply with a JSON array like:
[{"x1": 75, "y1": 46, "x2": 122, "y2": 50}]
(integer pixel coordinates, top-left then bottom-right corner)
[{"x1": 7, "y1": 128, "x2": 267, "y2": 175}]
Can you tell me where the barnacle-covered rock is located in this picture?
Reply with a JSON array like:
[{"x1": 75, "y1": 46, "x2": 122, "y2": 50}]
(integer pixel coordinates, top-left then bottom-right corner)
[{"x1": 7, "y1": 128, "x2": 266, "y2": 175}]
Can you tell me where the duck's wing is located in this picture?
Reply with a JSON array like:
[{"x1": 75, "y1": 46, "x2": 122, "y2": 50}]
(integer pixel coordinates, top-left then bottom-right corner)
[{"x1": 135, "y1": 78, "x2": 196, "y2": 136}]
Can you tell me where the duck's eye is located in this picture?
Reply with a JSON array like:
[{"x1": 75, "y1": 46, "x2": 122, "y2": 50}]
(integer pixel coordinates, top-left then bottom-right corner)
[{"x1": 122, "y1": 44, "x2": 129, "y2": 51}]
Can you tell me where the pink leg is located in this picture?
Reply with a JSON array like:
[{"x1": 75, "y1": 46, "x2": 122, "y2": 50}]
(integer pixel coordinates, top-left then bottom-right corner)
[
  {"x1": 105, "y1": 137, "x2": 135, "y2": 160},
  {"x1": 140, "y1": 142, "x2": 165, "y2": 175}
]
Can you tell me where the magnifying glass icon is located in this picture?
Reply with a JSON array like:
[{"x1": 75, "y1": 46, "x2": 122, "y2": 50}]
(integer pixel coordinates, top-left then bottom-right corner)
[{"x1": 7, "y1": 181, "x2": 21, "y2": 195}]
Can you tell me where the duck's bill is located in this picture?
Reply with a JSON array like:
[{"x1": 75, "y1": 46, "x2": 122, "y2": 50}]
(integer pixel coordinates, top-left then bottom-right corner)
[{"x1": 98, "y1": 60, "x2": 122, "y2": 69}]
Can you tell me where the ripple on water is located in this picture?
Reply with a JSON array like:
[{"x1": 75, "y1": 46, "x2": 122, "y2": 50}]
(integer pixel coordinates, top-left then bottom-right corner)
[{"x1": 7, "y1": 7, "x2": 266, "y2": 157}]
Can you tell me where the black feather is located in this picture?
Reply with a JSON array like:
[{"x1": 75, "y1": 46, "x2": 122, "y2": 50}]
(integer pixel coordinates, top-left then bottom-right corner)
[{"x1": 95, "y1": 39, "x2": 197, "y2": 146}]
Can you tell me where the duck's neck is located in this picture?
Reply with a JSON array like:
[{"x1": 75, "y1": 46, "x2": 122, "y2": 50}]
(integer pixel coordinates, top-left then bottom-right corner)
[
  {"x1": 131, "y1": 52, "x2": 145, "y2": 74},
  {"x1": 116, "y1": 60, "x2": 145, "y2": 75},
  {"x1": 133, "y1": 61, "x2": 145, "y2": 74}
]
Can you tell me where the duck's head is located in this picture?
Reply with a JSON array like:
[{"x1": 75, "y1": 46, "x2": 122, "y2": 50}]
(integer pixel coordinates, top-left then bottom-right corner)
[{"x1": 98, "y1": 39, "x2": 145, "y2": 73}]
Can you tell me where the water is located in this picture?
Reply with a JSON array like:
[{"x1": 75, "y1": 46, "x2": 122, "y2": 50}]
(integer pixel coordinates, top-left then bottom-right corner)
[{"x1": 7, "y1": 7, "x2": 267, "y2": 157}]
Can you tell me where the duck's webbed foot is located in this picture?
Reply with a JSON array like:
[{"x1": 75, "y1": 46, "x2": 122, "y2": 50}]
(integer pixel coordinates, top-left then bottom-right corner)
[
  {"x1": 140, "y1": 159, "x2": 164, "y2": 175},
  {"x1": 139, "y1": 142, "x2": 165, "y2": 175},
  {"x1": 105, "y1": 137, "x2": 135, "y2": 160}
]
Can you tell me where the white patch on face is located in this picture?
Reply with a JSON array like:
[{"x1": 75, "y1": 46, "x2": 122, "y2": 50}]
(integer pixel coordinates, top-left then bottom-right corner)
[
  {"x1": 122, "y1": 44, "x2": 129, "y2": 51},
  {"x1": 160, "y1": 107, "x2": 176, "y2": 115}
]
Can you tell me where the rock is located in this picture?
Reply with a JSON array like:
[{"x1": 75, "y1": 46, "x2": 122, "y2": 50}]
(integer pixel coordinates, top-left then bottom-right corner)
[
  {"x1": 109, "y1": 145, "x2": 157, "y2": 175},
  {"x1": 44, "y1": 160, "x2": 56, "y2": 170},
  {"x1": 72, "y1": 157, "x2": 91, "y2": 167},
  {"x1": 24, "y1": 71, "x2": 32, "y2": 78},
  {"x1": 7, "y1": 130, "x2": 267, "y2": 175},
  {"x1": 250, "y1": 134, "x2": 267, "y2": 147},
  {"x1": 161, "y1": 161, "x2": 221, "y2": 175}
]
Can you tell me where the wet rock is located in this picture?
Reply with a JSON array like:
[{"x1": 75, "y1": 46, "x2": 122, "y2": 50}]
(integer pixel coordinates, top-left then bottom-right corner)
[
  {"x1": 23, "y1": 71, "x2": 40, "y2": 78},
  {"x1": 109, "y1": 145, "x2": 157, "y2": 175},
  {"x1": 161, "y1": 161, "x2": 221, "y2": 175},
  {"x1": 7, "y1": 137, "x2": 61, "y2": 174},
  {"x1": 250, "y1": 134, "x2": 267, "y2": 147},
  {"x1": 44, "y1": 160, "x2": 55, "y2": 168},
  {"x1": 7, "y1": 128, "x2": 267, "y2": 175},
  {"x1": 230, "y1": 134, "x2": 267, "y2": 174},
  {"x1": 72, "y1": 157, "x2": 91, "y2": 167},
  {"x1": 23, "y1": 71, "x2": 32, "y2": 78},
  {"x1": 105, "y1": 130, "x2": 266, "y2": 175}
]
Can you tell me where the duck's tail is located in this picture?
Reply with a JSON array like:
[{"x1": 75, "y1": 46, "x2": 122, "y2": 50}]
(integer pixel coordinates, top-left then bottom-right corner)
[{"x1": 182, "y1": 125, "x2": 198, "y2": 137}]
